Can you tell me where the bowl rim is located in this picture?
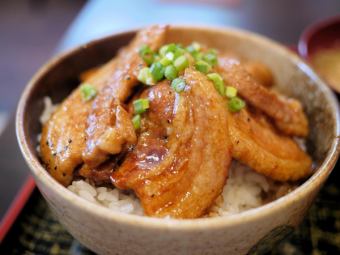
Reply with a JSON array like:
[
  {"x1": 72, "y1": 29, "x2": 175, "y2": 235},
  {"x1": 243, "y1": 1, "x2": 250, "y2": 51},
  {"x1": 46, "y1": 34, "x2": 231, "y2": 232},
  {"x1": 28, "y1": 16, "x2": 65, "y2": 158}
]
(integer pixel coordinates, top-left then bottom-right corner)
[
  {"x1": 16, "y1": 24, "x2": 340, "y2": 230},
  {"x1": 298, "y1": 15, "x2": 340, "y2": 59}
]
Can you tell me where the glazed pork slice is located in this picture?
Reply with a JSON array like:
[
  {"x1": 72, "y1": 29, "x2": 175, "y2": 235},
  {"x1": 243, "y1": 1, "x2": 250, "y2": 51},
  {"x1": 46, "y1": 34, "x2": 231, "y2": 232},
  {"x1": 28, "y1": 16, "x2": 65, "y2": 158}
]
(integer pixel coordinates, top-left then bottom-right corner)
[
  {"x1": 217, "y1": 57, "x2": 309, "y2": 137},
  {"x1": 243, "y1": 61, "x2": 274, "y2": 87},
  {"x1": 40, "y1": 58, "x2": 118, "y2": 186},
  {"x1": 112, "y1": 69, "x2": 232, "y2": 218},
  {"x1": 79, "y1": 80, "x2": 174, "y2": 185},
  {"x1": 228, "y1": 107, "x2": 312, "y2": 181},
  {"x1": 40, "y1": 25, "x2": 167, "y2": 186},
  {"x1": 83, "y1": 25, "x2": 168, "y2": 167}
]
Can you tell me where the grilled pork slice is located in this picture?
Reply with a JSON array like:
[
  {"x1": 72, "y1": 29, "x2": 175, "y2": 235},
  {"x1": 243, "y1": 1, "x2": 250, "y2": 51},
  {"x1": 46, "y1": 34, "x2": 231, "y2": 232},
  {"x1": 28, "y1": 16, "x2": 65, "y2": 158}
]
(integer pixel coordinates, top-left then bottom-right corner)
[
  {"x1": 78, "y1": 80, "x2": 173, "y2": 185},
  {"x1": 40, "y1": 58, "x2": 118, "y2": 186},
  {"x1": 40, "y1": 25, "x2": 167, "y2": 186},
  {"x1": 228, "y1": 106, "x2": 312, "y2": 181},
  {"x1": 112, "y1": 69, "x2": 232, "y2": 218},
  {"x1": 83, "y1": 25, "x2": 168, "y2": 167},
  {"x1": 218, "y1": 57, "x2": 309, "y2": 137}
]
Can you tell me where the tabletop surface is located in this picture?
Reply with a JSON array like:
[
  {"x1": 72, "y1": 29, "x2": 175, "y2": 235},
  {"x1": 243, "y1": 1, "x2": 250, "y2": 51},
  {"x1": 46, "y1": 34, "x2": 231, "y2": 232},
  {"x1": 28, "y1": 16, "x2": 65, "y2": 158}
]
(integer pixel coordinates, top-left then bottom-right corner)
[{"x1": 1, "y1": 0, "x2": 339, "y2": 250}]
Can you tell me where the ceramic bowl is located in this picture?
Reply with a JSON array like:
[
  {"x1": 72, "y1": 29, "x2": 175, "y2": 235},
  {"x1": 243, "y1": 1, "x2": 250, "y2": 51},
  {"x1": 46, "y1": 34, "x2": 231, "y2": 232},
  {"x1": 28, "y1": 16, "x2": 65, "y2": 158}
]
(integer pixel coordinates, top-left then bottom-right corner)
[{"x1": 16, "y1": 25, "x2": 340, "y2": 255}]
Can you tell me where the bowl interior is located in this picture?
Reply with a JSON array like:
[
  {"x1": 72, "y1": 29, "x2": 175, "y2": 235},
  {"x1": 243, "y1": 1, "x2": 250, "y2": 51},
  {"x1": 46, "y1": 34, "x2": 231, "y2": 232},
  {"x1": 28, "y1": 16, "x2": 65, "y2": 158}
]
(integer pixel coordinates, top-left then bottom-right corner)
[{"x1": 19, "y1": 26, "x2": 339, "y2": 217}]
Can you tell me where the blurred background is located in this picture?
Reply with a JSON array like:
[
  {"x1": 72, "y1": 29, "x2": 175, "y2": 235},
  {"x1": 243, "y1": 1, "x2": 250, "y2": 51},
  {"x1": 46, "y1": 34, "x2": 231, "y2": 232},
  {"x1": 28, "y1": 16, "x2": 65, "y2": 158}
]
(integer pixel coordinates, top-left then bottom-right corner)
[{"x1": 0, "y1": 0, "x2": 339, "y2": 253}]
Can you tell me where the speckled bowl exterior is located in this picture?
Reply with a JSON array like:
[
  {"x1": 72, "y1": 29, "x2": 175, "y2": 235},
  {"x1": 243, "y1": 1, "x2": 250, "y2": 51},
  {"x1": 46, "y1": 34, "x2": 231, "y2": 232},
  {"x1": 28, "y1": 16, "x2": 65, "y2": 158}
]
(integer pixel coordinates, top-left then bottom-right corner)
[{"x1": 16, "y1": 26, "x2": 340, "y2": 255}]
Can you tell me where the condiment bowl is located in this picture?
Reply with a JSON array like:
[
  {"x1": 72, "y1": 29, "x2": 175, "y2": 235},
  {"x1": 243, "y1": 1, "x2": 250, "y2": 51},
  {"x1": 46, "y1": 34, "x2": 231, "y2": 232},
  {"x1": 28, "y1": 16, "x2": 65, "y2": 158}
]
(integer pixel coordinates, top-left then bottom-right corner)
[
  {"x1": 298, "y1": 15, "x2": 340, "y2": 59},
  {"x1": 298, "y1": 16, "x2": 340, "y2": 92}
]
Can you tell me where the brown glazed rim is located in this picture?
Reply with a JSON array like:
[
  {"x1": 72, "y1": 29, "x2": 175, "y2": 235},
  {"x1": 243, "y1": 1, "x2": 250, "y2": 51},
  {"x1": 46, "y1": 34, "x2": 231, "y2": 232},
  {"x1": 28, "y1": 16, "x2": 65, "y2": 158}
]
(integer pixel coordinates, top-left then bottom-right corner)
[{"x1": 16, "y1": 25, "x2": 340, "y2": 230}]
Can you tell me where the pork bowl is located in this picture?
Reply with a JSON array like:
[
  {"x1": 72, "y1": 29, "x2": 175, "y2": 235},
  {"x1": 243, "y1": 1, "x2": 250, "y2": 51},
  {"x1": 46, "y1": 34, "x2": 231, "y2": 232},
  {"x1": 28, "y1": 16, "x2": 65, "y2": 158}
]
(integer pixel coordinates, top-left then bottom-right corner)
[{"x1": 16, "y1": 25, "x2": 340, "y2": 255}]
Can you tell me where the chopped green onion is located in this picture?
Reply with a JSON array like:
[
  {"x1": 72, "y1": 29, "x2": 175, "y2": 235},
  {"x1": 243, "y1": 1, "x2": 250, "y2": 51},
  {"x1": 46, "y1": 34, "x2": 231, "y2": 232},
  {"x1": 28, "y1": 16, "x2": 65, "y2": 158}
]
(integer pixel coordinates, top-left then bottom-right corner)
[
  {"x1": 137, "y1": 67, "x2": 155, "y2": 85},
  {"x1": 142, "y1": 53, "x2": 155, "y2": 66},
  {"x1": 159, "y1": 57, "x2": 172, "y2": 66},
  {"x1": 165, "y1": 52, "x2": 175, "y2": 61},
  {"x1": 159, "y1": 46, "x2": 168, "y2": 56},
  {"x1": 195, "y1": 60, "x2": 211, "y2": 74},
  {"x1": 171, "y1": 78, "x2": 186, "y2": 93},
  {"x1": 173, "y1": 47, "x2": 186, "y2": 59},
  {"x1": 159, "y1": 52, "x2": 175, "y2": 66},
  {"x1": 164, "y1": 65, "x2": 178, "y2": 80},
  {"x1": 186, "y1": 42, "x2": 201, "y2": 53},
  {"x1": 207, "y1": 73, "x2": 225, "y2": 96},
  {"x1": 80, "y1": 83, "x2": 97, "y2": 101},
  {"x1": 160, "y1": 56, "x2": 172, "y2": 66},
  {"x1": 187, "y1": 42, "x2": 203, "y2": 61},
  {"x1": 133, "y1": 98, "x2": 150, "y2": 114},
  {"x1": 139, "y1": 44, "x2": 154, "y2": 65},
  {"x1": 228, "y1": 97, "x2": 246, "y2": 112},
  {"x1": 192, "y1": 51, "x2": 203, "y2": 61},
  {"x1": 153, "y1": 54, "x2": 161, "y2": 62},
  {"x1": 174, "y1": 55, "x2": 189, "y2": 72},
  {"x1": 225, "y1": 86, "x2": 237, "y2": 98},
  {"x1": 139, "y1": 44, "x2": 149, "y2": 55},
  {"x1": 159, "y1": 43, "x2": 177, "y2": 56},
  {"x1": 132, "y1": 114, "x2": 141, "y2": 130},
  {"x1": 150, "y1": 62, "x2": 164, "y2": 82},
  {"x1": 203, "y1": 51, "x2": 218, "y2": 66}
]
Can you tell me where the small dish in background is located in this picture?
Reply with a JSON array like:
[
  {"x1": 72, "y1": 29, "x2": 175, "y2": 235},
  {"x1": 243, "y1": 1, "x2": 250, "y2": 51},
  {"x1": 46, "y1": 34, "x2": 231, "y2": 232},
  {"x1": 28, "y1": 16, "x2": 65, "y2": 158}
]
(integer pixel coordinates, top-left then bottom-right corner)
[{"x1": 298, "y1": 16, "x2": 340, "y2": 93}]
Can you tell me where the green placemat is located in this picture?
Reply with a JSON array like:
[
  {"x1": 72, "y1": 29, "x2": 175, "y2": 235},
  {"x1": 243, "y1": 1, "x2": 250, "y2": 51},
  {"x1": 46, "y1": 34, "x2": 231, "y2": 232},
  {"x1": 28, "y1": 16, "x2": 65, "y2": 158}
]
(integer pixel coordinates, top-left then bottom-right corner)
[{"x1": 2, "y1": 168, "x2": 339, "y2": 255}]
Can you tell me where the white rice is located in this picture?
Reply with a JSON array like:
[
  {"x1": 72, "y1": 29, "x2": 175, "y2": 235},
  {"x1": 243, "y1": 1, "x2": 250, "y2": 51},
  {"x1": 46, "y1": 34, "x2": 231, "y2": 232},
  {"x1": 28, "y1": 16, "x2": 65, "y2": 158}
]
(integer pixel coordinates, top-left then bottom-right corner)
[
  {"x1": 67, "y1": 162, "x2": 273, "y2": 217},
  {"x1": 68, "y1": 180, "x2": 144, "y2": 215},
  {"x1": 39, "y1": 96, "x2": 292, "y2": 218},
  {"x1": 208, "y1": 162, "x2": 270, "y2": 216},
  {"x1": 40, "y1": 97, "x2": 59, "y2": 124}
]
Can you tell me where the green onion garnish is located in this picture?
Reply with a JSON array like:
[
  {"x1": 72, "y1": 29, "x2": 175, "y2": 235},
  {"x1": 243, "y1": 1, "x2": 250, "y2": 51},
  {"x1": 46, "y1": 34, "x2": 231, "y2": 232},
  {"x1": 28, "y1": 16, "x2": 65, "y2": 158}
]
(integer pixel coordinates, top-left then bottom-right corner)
[
  {"x1": 159, "y1": 46, "x2": 168, "y2": 56},
  {"x1": 173, "y1": 47, "x2": 186, "y2": 59},
  {"x1": 142, "y1": 54, "x2": 155, "y2": 66},
  {"x1": 80, "y1": 83, "x2": 97, "y2": 101},
  {"x1": 174, "y1": 55, "x2": 189, "y2": 72},
  {"x1": 150, "y1": 62, "x2": 165, "y2": 82},
  {"x1": 186, "y1": 42, "x2": 203, "y2": 61},
  {"x1": 164, "y1": 65, "x2": 178, "y2": 80},
  {"x1": 132, "y1": 114, "x2": 141, "y2": 130},
  {"x1": 203, "y1": 51, "x2": 218, "y2": 66},
  {"x1": 207, "y1": 73, "x2": 225, "y2": 96},
  {"x1": 171, "y1": 78, "x2": 186, "y2": 93},
  {"x1": 133, "y1": 98, "x2": 150, "y2": 114},
  {"x1": 139, "y1": 44, "x2": 149, "y2": 55},
  {"x1": 159, "y1": 52, "x2": 175, "y2": 66},
  {"x1": 139, "y1": 44, "x2": 155, "y2": 65},
  {"x1": 159, "y1": 43, "x2": 177, "y2": 56},
  {"x1": 225, "y1": 86, "x2": 237, "y2": 98},
  {"x1": 165, "y1": 52, "x2": 175, "y2": 61},
  {"x1": 186, "y1": 42, "x2": 201, "y2": 53},
  {"x1": 137, "y1": 67, "x2": 155, "y2": 85},
  {"x1": 195, "y1": 60, "x2": 211, "y2": 74},
  {"x1": 160, "y1": 56, "x2": 172, "y2": 66},
  {"x1": 153, "y1": 54, "x2": 161, "y2": 62},
  {"x1": 228, "y1": 97, "x2": 246, "y2": 112},
  {"x1": 192, "y1": 51, "x2": 203, "y2": 62}
]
